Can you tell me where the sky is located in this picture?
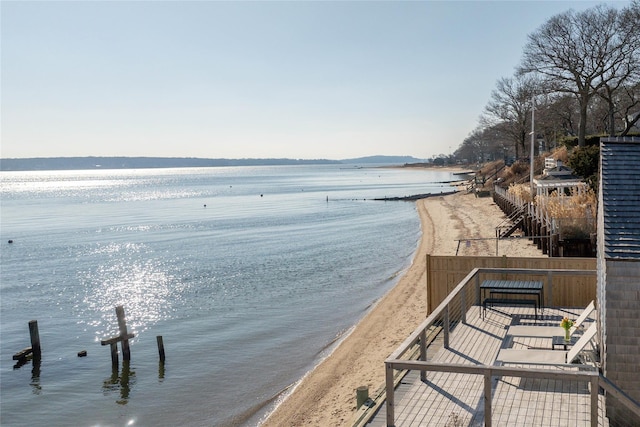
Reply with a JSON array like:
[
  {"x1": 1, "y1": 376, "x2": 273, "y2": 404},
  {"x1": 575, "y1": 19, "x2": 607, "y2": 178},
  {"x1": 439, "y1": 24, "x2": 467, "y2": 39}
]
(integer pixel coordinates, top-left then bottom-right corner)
[{"x1": 1, "y1": 0, "x2": 623, "y2": 161}]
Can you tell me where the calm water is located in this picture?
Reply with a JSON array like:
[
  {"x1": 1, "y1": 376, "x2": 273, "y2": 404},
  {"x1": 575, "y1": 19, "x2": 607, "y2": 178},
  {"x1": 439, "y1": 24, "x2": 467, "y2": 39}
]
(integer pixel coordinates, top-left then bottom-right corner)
[{"x1": 0, "y1": 164, "x2": 456, "y2": 426}]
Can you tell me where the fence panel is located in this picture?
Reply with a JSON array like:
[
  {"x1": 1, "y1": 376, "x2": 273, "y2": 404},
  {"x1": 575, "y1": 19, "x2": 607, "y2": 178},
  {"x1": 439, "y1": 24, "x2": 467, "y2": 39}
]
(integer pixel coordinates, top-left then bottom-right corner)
[{"x1": 426, "y1": 255, "x2": 597, "y2": 312}]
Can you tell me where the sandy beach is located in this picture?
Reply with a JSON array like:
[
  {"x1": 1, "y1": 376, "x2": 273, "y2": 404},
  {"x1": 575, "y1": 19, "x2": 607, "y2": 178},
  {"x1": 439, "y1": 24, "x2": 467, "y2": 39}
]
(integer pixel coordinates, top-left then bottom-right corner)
[{"x1": 260, "y1": 190, "x2": 542, "y2": 427}]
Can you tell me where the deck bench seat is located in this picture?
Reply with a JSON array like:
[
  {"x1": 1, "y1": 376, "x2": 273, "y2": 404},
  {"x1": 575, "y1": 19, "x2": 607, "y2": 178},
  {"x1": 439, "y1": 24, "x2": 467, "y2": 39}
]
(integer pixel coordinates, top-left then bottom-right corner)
[
  {"x1": 489, "y1": 289, "x2": 542, "y2": 311},
  {"x1": 482, "y1": 297, "x2": 537, "y2": 320}
]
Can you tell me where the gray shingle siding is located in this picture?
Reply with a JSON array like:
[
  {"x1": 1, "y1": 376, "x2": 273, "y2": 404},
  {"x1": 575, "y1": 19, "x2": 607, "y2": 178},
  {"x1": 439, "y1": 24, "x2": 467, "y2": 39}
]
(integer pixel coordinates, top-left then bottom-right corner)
[{"x1": 600, "y1": 141, "x2": 640, "y2": 259}]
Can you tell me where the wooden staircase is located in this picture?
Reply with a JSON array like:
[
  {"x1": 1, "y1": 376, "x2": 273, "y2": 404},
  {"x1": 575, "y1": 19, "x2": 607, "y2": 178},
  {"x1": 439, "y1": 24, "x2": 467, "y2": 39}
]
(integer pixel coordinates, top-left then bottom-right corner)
[{"x1": 495, "y1": 204, "x2": 526, "y2": 239}]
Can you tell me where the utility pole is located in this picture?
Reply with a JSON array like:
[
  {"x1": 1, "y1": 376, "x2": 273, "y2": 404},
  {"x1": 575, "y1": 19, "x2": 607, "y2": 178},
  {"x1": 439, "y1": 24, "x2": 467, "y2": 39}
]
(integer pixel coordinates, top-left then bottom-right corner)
[{"x1": 530, "y1": 96, "x2": 536, "y2": 199}]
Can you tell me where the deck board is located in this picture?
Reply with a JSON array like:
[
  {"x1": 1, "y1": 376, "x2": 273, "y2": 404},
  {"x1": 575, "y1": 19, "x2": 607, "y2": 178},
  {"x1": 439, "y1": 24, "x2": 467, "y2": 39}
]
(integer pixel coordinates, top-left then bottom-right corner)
[{"x1": 365, "y1": 305, "x2": 606, "y2": 426}]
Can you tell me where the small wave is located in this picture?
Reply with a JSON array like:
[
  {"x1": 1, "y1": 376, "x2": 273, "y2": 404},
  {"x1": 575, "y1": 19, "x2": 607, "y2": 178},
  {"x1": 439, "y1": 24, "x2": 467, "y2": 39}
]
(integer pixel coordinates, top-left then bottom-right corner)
[
  {"x1": 216, "y1": 382, "x2": 296, "y2": 427},
  {"x1": 252, "y1": 383, "x2": 297, "y2": 426},
  {"x1": 315, "y1": 326, "x2": 354, "y2": 356},
  {"x1": 257, "y1": 324, "x2": 360, "y2": 426}
]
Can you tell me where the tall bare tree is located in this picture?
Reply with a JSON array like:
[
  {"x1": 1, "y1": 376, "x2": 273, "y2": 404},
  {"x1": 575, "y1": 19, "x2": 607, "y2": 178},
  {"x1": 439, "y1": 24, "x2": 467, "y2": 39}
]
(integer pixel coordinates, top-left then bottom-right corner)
[
  {"x1": 519, "y1": 4, "x2": 638, "y2": 146},
  {"x1": 456, "y1": 124, "x2": 509, "y2": 165},
  {"x1": 482, "y1": 76, "x2": 538, "y2": 159},
  {"x1": 534, "y1": 92, "x2": 577, "y2": 151},
  {"x1": 596, "y1": 2, "x2": 640, "y2": 135},
  {"x1": 618, "y1": 80, "x2": 640, "y2": 135}
]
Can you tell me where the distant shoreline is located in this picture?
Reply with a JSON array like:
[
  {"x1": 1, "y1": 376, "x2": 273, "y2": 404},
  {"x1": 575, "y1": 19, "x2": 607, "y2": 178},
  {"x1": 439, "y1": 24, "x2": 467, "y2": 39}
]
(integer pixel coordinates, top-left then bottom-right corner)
[
  {"x1": 0, "y1": 155, "x2": 442, "y2": 172},
  {"x1": 382, "y1": 163, "x2": 475, "y2": 174},
  {"x1": 0, "y1": 156, "x2": 340, "y2": 172}
]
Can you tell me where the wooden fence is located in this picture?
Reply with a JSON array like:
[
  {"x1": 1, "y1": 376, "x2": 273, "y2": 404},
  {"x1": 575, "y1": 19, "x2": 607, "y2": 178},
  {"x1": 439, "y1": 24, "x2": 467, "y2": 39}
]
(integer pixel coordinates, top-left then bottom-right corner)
[{"x1": 426, "y1": 255, "x2": 597, "y2": 312}]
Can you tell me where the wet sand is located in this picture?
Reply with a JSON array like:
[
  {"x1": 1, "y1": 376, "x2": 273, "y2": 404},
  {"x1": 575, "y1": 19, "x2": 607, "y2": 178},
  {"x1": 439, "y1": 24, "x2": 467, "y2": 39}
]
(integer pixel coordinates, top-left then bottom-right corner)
[{"x1": 260, "y1": 190, "x2": 542, "y2": 426}]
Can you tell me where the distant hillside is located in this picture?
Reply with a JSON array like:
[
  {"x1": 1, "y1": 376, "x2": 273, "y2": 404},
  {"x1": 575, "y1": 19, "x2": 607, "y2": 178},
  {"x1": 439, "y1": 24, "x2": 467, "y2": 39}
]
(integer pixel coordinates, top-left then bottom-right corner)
[
  {"x1": 0, "y1": 156, "x2": 341, "y2": 171},
  {"x1": 340, "y1": 155, "x2": 427, "y2": 164}
]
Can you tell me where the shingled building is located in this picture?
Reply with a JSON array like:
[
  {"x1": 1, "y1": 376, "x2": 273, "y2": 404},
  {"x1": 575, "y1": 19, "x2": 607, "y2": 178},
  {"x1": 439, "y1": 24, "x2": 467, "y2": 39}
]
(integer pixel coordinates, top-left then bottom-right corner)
[{"x1": 597, "y1": 137, "x2": 640, "y2": 423}]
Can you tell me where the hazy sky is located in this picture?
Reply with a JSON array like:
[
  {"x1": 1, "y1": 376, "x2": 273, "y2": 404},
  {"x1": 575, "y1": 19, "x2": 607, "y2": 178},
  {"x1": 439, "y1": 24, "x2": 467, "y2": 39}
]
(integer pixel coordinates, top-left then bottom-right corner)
[{"x1": 1, "y1": 1, "x2": 618, "y2": 160}]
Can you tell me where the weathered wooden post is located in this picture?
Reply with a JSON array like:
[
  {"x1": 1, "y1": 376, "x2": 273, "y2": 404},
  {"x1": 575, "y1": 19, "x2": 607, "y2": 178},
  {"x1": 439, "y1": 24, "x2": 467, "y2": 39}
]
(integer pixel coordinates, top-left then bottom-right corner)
[
  {"x1": 356, "y1": 386, "x2": 369, "y2": 409},
  {"x1": 156, "y1": 336, "x2": 165, "y2": 363},
  {"x1": 101, "y1": 306, "x2": 135, "y2": 366},
  {"x1": 116, "y1": 306, "x2": 131, "y2": 361},
  {"x1": 109, "y1": 343, "x2": 119, "y2": 367},
  {"x1": 12, "y1": 320, "x2": 42, "y2": 367},
  {"x1": 28, "y1": 320, "x2": 41, "y2": 362},
  {"x1": 158, "y1": 361, "x2": 165, "y2": 380}
]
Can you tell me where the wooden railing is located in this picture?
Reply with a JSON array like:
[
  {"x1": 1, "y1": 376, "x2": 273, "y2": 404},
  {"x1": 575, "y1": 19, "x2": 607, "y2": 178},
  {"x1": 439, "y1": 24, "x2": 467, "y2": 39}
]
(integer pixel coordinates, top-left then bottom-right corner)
[
  {"x1": 385, "y1": 362, "x2": 600, "y2": 427},
  {"x1": 383, "y1": 267, "x2": 640, "y2": 427}
]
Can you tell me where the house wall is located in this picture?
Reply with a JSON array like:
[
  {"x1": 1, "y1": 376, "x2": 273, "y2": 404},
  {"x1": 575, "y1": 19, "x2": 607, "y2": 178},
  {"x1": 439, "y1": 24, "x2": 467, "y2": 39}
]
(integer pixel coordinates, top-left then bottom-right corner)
[
  {"x1": 601, "y1": 259, "x2": 640, "y2": 402},
  {"x1": 600, "y1": 258, "x2": 640, "y2": 423},
  {"x1": 598, "y1": 139, "x2": 640, "y2": 423},
  {"x1": 597, "y1": 176, "x2": 606, "y2": 370}
]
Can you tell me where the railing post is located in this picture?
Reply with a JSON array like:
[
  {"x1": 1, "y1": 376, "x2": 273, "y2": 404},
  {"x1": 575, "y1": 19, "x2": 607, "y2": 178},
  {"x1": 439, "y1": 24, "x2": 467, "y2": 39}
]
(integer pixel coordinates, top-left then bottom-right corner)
[
  {"x1": 420, "y1": 329, "x2": 427, "y2": 382},
  {"x1": 444, "y1": 305, "x2": 450, "y2": 349},
  {"x1": 461, "y1": 286, "x2": 467, "y2": 325},
  {"x1": 475, "y1": 273, "x2": 481, "y2": 306},
  {"x1": 426, "y1": 254, "x2": 431, "y2": 312},
  {"x1": 547, "y1": 271, "x2": 553, "y2": 307},
  {"x1": 386, "y1": 362, "x2": 395, "y2": 427},
  {"x1": 484, "y1": 369, "x2": 492, "y2": 427},
  {"x1": 591, "y1": 376, "x2": 598, "y2": 427}
]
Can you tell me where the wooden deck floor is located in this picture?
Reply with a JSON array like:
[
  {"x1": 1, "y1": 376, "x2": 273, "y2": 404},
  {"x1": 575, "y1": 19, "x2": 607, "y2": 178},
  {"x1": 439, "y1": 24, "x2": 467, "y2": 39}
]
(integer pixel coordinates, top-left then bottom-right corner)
[{"x1": 365, "y1": 305, "x2": 605, "y2": 427}]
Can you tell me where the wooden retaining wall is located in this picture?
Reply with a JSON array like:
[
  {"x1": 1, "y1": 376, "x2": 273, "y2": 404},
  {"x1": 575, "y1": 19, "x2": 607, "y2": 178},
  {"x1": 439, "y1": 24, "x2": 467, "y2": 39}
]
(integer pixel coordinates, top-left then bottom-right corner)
[{"x1": 426, "y1": 255, "x2": 597, "y2": 313}]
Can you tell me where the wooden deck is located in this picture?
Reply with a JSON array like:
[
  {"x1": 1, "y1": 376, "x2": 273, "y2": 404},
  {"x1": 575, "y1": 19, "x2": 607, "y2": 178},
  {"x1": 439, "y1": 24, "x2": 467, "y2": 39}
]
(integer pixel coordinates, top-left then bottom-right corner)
[{"x1": 365, "y1": 305, "x2": 605, "y2": 427}]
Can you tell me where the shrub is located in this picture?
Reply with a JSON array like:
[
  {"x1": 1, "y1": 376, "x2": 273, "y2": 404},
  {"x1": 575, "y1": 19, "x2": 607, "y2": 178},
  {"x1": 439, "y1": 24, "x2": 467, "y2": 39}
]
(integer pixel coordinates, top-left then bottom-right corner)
[
  {"x1": 507, "y1": 183, "x2": 533, "y2": 203},
  {"x1": 545, "y1": 188, "x2": 597, "y2": 219},
  {"x1": 542, "y1": 188, "x2": 597, "y2": 239},
  {"x1": 568, "y1": 145, "x2": 600, "y2": 191},
  {"x1": 509, "y1": 160, "x2": 529, "y2": 176}
]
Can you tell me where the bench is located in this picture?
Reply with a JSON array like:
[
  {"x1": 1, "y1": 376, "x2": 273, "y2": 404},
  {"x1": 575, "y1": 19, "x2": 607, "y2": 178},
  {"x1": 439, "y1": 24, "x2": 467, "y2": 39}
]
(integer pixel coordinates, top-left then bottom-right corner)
[
  {"x1": 482, "y1": 298, "x2": 537, "y2": 320},
  {"x1": 489, "y1": 289, "x2": 542, "y2": 312}
]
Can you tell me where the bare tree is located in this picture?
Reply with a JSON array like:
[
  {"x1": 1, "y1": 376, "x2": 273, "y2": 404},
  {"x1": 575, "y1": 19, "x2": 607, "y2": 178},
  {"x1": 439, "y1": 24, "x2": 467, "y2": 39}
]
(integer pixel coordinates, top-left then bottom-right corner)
[
  {"x1": 596, "y1": 2, "x2": 640, "y2": 135},
  {"x1": 456, "y1": 125, "x2": 508, "y2": 165},
  {"x1": 519, "y1": 4, "x2": 638, "y2": 146},
  {"x1": 481, "y1": 76, "x2": 538, "y2": 159},
  {"x1": 618, "y1": 80, "x2": 640, "y2": 135},
  {"x1": 534, "y1": 92, "x2": 576, "y2": 151}
]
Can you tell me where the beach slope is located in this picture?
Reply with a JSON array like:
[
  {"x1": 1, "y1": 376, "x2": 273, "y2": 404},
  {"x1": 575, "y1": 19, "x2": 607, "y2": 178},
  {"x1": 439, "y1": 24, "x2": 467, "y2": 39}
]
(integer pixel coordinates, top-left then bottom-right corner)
[{"x1": 261, "y1": 191, "x2": 542, "y2": 426}]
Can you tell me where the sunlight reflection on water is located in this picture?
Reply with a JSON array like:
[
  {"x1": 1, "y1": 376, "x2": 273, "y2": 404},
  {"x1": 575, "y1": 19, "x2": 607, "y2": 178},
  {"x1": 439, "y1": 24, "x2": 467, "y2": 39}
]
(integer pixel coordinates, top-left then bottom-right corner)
[
  {"x1": 80, "y1": 242, "x2": 178, "y2": 340},
  {"x1": 0, "y1": 165, "x2": 455, "y2": 426}
]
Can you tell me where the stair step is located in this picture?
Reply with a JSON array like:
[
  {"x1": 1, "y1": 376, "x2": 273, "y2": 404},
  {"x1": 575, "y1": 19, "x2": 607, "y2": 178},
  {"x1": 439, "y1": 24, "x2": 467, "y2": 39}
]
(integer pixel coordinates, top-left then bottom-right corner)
[{"x1": 499, "y1": 216, "x2": 524, "y2": 238}]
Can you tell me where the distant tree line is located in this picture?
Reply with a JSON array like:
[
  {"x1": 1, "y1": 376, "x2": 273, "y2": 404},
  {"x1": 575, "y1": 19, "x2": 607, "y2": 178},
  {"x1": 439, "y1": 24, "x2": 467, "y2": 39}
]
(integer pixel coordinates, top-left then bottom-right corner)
[{"x1": 453, "y1": 1, "x2": 640, "y2": 165}]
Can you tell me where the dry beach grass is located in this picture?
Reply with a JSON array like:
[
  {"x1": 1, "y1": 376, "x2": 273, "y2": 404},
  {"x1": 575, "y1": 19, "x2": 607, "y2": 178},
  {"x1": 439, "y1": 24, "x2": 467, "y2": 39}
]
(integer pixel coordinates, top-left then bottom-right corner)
[{"x1": 260, "y1": 189, "x2": 543, "y2": 427}]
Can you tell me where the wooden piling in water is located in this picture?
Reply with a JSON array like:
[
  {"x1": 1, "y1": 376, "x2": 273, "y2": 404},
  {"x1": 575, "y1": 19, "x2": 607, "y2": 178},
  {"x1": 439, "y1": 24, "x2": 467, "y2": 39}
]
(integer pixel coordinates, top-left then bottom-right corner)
[
  {"x1": 116, "y1": 306, "x2": 131, "y2": 361},
  {"x1": 156, "y1": 336, "x2": 165, "y2": 363},
  {"x1": 110, "y1": 343, "x2": 118, "y2": 367},
  {"x1": 28, "y1": 320, "x2": 41, "y2": 362},
  {"x1": 101, "y1": 306, "x2": 135, "y2": 366},
  {"x1": 13, "y1": 347, "x2": 32, "y2": 361}
]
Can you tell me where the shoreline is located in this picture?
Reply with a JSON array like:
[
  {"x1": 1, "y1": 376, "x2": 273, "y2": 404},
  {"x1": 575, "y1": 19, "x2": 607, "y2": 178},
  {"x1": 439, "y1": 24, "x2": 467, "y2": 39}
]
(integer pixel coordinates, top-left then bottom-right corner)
[{"x1": 260, "y1": 191, "x2": 543, "y2": 426}]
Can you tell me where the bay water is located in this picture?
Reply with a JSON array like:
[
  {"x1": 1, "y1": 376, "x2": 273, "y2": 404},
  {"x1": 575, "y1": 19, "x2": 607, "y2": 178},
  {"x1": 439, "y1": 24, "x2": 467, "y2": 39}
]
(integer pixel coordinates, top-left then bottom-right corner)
[{"x1": 0, "y1": 164, "x2": 456, "y2": 426}]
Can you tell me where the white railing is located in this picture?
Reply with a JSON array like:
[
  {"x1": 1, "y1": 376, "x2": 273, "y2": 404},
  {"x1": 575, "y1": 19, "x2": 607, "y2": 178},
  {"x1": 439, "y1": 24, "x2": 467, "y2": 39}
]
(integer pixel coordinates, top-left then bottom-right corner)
[{"x1": 495, "y1": 186, "x2": 597, "y2": 239}]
